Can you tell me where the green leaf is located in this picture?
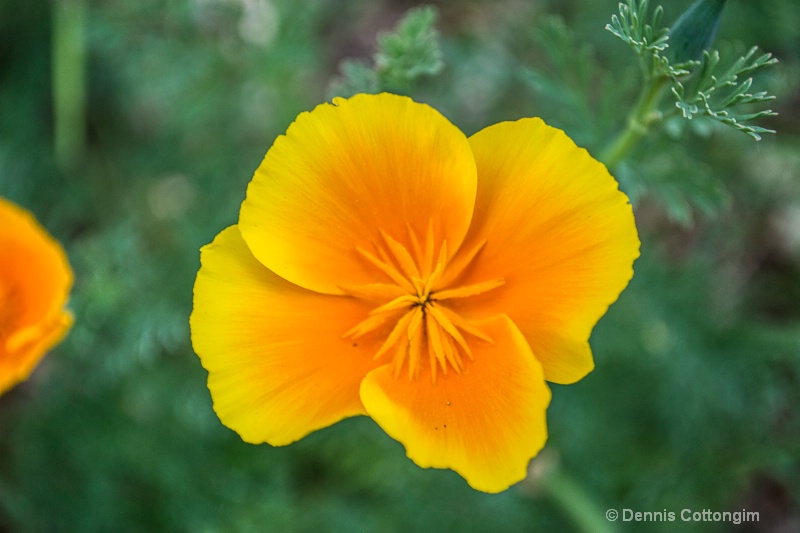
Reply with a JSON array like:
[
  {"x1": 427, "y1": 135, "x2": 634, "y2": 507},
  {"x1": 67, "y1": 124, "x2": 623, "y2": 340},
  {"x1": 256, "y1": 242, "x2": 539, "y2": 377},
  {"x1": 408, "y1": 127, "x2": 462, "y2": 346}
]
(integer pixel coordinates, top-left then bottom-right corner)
[
  {"x1": 669, "y1": 47, "x2": 778, "y2": 140},
  {"x1": 326, "y1": 60, "x2": 378, "y2": 99},
  {"x1": 327, "y1": 5, "x2": 443, "y2": 99},
  {"x1": 374, "y1": 6, "x2": 443, "y2": 92}
]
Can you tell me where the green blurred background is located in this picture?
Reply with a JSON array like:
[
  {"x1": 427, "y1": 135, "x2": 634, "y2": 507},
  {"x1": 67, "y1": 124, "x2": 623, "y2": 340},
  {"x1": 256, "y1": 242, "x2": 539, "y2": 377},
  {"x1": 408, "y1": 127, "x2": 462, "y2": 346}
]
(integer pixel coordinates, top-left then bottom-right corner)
[{"x1": 1, "y1": 0, "x2": 799, "y2": 531}]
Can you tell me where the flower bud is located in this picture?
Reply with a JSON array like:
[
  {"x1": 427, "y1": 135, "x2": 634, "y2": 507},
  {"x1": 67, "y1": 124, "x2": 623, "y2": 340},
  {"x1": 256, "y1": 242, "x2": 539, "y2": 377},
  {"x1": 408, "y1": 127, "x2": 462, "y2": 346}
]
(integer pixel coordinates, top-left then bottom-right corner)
[{"x1": 668, "y1": 0, "x2": 728, "y2": 64}]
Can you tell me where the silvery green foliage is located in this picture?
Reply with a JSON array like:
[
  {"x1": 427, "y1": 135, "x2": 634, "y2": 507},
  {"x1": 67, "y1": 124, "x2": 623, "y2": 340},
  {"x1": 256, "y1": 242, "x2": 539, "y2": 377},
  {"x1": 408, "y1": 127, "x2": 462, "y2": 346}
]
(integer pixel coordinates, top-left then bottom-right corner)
[
  {"x1": 607, "y1": 0, "x2": 777, "y2": 140},
  {"x1": 672, "y1": 47, "x2": 778, "y2": 140},
  {"x1": 606, "y1": 0, "x2": 672, "y2": 74},
  {"x1": 374, "y1": 6, "x2": 443, "y2": 91},
  {"x1": 328, "y1": 6, "x2": 443, "y2": 98}
]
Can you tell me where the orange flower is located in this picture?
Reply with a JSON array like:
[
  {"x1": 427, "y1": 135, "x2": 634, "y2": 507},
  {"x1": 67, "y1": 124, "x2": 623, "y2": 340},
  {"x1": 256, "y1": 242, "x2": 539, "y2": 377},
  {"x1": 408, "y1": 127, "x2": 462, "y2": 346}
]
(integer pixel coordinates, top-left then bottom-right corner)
[
  {"x1": 191, "y1": 93, "x2": 639, "y2": 492},
  {"x1": 1, "y1": 197, "x2": 73, "y2": 395}
]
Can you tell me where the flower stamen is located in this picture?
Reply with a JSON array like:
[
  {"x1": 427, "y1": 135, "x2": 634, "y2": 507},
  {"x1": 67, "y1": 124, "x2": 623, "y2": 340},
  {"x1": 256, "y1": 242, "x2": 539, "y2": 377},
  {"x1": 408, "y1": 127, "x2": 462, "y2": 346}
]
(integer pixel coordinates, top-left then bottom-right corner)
[
  {"x1": 355, "y1": 246, "x2": 415, "y2": 292},
  {"x1": 369, "y1": 294, "x2": 418, "y2": 315},
  {"x1": 434, "y1": 278, "x2": 505, "y2": 300},
  {"x1": 427, "y1": 304, "x2": 472, "y2": 359},
  {"x1": 344, "y1": 310, "x2": 400, "y2": 339},
  {"x1": 436, "y1": 306, "x2": 495, "y2": 344},
  {"x1": 379, "y1": 229, "x2": 421, "y2": 281},
  {"x1": 407, "y1": 305, "x2": 423, "y2": 340},
  {"x1": 438, "y1": 239, "x2": 488, "y2": 287},
  {"x1": 339, "y1": 283, "x2": 406, "y2": 303},
  {"x1": 374, "y1": 310, "x2": 415, "y2": 360},
  {"x1": 348, "y1": 227, "x2": 502, "y2": 381}
]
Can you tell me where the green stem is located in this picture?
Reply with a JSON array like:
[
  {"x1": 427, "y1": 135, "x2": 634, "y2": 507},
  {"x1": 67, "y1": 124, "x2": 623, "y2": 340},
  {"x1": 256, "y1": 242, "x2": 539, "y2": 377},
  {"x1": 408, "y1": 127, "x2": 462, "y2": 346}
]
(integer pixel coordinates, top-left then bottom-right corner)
[
  {"x1": 539, "y1": 469, "x2": 618, "y2": 533},
  {"x1": 53, "y1": 0, "x2": 87, "y2": 171},
  {"x1": 600, "y1": 75, "x2": 669, "y2": 171}
]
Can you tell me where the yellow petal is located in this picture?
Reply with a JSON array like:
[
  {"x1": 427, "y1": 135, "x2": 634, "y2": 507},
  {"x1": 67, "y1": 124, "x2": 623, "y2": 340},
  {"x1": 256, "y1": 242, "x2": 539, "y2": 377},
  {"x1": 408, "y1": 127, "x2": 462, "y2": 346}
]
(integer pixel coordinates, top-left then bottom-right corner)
[
  {"x1": 239, "y1": 93, "x2": 477, "y2": 295},
  {"x1": 448, "y1": 118, "x2": 640, "y2": 384},
  {"x1": 360, "y1": 315, "x2": 551, "y2": 493},
  {"x1": 0, "y1": 197, "x2": 73, "y2": 394},
  {"x1": 190, "y1": 226, "x2": 381, "y2": 445}
]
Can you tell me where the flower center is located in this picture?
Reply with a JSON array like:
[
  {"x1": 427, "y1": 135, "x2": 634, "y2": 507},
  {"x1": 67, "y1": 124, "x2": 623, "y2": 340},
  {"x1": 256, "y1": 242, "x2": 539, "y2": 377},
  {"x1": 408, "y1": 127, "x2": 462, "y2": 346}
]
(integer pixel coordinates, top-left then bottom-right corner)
[{"x1": 342, "y1": 223, "x2": 503, "y2": 382}]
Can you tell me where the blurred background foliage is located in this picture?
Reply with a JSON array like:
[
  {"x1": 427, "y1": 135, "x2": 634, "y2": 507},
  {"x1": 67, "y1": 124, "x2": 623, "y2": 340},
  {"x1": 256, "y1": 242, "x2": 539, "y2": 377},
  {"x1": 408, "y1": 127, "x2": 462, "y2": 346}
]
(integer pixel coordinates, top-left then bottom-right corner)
[{"x1": 1, "y1": 0, "x2": 799, "y2": 531}]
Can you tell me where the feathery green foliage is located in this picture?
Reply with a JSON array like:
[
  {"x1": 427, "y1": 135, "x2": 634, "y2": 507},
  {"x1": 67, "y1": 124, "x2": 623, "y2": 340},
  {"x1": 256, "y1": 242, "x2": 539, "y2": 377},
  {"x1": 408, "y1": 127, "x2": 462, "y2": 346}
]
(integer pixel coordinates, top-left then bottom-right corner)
[
  {"x1": 606, "y1": 0, "x2": 777, "y2": 141},
  {"x1": 672, "y1": 46, "x2": 778, "y2": 140},
  {"x1": 1, "y1": 1, "x2": 798, "y2": 531},
  {"x1": 328, "y1": 6, "x2": 443, "y2": 98},
  {"x1": 599, "y1": 0, "x2": 779, "y2": 223}
]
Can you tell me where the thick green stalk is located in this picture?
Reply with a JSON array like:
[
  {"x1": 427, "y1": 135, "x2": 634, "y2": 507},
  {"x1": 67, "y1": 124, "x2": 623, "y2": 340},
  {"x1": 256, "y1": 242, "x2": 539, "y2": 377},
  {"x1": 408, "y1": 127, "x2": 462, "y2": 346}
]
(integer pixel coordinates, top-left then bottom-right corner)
[
  {"x1": 539, "y1": 469, "x2": 618, "y2": 533},
  {"x1": 53, "y1": 0, "x2": 87, "y2": 170},
  {"x1": 600, "y1": 75, "x2": 669, "y2": 171}
]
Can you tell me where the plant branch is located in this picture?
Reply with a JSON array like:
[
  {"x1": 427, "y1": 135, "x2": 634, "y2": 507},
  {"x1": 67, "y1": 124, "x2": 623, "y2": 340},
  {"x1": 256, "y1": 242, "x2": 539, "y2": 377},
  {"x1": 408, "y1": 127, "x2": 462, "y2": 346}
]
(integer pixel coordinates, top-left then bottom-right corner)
[{"x1": 600, "y1": 75, "x2": 669, "y2": 170}]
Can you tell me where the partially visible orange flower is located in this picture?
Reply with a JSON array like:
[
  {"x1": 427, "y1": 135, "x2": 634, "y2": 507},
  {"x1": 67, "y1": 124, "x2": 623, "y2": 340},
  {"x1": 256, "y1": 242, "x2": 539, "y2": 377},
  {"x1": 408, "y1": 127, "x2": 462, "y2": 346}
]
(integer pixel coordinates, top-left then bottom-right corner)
[
  {"x1": 0, "y1": 197, "x2": 73, "y2": 395},
  {"x1": 191, "y1": 93, "x2": 640, "y2": 492}
]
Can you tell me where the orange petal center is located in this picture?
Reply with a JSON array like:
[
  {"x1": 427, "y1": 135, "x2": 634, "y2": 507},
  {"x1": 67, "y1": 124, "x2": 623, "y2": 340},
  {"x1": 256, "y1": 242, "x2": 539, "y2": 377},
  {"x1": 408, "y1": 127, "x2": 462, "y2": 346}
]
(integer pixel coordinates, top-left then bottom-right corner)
[
  {"x1": 342, "y1": 223, "x2": 504, "y2": 382},
  {"x1": 0, "y1": 279, "x2": 19, "y2": 345}
]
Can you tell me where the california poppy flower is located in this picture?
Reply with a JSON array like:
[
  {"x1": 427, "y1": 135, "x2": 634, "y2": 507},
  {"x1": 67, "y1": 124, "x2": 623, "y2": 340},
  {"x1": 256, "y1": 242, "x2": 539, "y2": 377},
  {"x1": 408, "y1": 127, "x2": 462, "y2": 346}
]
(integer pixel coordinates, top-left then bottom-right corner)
[
  {"x1": 1, "y1": 197, "x2": 73, "y2": 395},
  {"x1": 191, "y1": 93, "x2": 639, "y2": 492}
]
